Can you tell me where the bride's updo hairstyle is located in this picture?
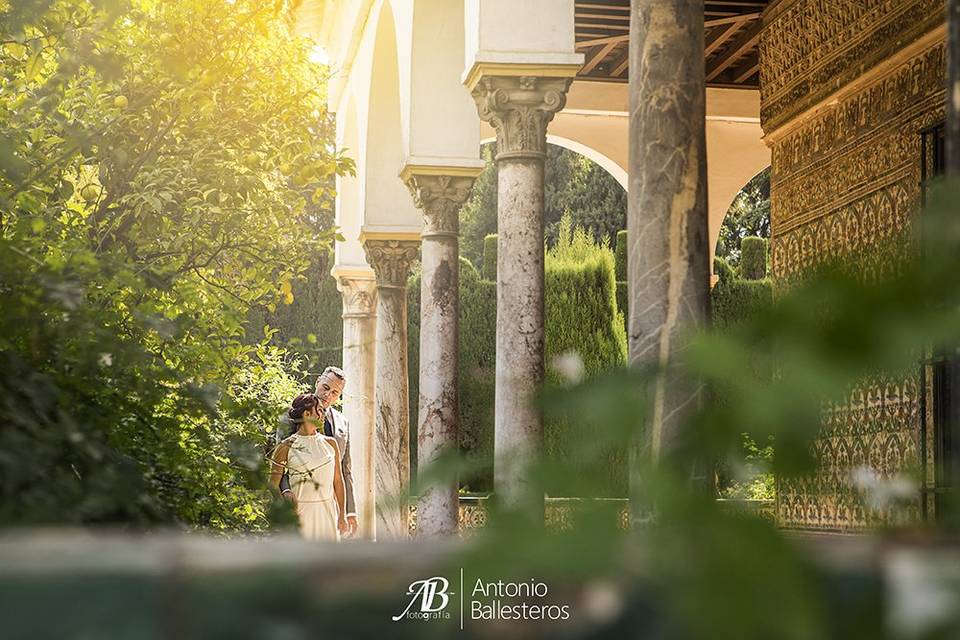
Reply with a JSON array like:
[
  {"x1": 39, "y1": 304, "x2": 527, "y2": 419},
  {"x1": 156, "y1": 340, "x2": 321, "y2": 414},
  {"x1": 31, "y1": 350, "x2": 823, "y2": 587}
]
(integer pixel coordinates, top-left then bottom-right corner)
[{"x1": 288, "y1": 393, "x2": 319, "y2": 425}]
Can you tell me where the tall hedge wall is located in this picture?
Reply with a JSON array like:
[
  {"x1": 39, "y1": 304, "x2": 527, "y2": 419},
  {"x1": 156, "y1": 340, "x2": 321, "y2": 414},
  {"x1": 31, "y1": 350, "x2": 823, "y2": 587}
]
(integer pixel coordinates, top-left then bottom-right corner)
[
  {"x1": 246, "y1": 247, "x2": 342, "y2": 372},
  {"x1": 482, "y1": 234, "x2": 498, "y2": 281},
  {"x1": 615, "y1": 230, "x2": 627, "y2": 282},
  {"x1": 711, "y1": 257, "x2": 773, "y2": 328},
  {"x1": 408, "y1": 230, "x2": 628, "y2": 495},
  {"x1": 543, "y1": 226, "x2": 628, "y2": 496}
]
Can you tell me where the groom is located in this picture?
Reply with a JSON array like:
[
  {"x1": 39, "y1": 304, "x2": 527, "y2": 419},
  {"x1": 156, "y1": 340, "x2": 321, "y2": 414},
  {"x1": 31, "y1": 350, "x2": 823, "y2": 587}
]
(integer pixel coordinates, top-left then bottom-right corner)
[{"x1": 280, "y1": 365, "x2": 358, "y2": 536}]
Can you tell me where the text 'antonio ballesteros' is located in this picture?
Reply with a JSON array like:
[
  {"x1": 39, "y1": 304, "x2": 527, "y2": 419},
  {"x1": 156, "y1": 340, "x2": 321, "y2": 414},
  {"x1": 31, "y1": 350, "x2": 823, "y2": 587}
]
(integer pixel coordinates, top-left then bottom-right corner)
[{"x1": 470, "y1": 578, "x2": 571, "y2": 621}]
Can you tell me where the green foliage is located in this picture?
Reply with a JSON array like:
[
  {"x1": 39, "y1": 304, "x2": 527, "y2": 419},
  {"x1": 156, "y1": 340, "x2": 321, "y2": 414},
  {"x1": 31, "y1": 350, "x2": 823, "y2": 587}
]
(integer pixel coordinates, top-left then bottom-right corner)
[
  {"x1": 543, "y1": 218, "x2": 628, "y2": 496},
  {"x1": 544, "y1": 145, "x2": 627, "y2": 248},
  {"x1": 459, "y1": 144, "x2": 498, "y2": 267},
  {"x1": 711, "y1": 276, "x2": 774, "y2": 329},
  {"x1": 615, "y1": 229, "x2": 628, "y2": 281},
  {"x1": 247, "y1": 247, "x2": 343, "y2": 374},
  {"x1": 482, "y1": 233, "x2": 497, "y2": 281},
  {"x1": 740, "y1": 236, "x2": 769, "y2": 280},
  {"x1": 716, "y1": 167, "x2": 770, "y2": 267},
  {"x1": 0, "y1": 0, "x2": 348, "y2": 528},
  {"x1": 714, "y1": 256, "x2": 736, "y2": 284},
  {"x1": 617, "y1": 280, "x2": 628, "y2": 336}
]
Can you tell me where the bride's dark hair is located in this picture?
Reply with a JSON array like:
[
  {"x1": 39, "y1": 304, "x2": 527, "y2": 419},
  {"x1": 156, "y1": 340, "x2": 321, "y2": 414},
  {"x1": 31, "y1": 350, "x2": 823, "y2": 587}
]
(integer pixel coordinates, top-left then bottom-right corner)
[{"x1": 288, "y1": 393, "x2": 319, "y2": 425}]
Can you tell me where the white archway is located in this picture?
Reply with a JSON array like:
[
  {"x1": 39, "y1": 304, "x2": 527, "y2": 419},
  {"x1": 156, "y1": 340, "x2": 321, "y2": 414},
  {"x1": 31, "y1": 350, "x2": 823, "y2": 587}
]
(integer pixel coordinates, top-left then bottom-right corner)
[{"x1": 362, "y1": 1, "x2": 420, "y2": 233}]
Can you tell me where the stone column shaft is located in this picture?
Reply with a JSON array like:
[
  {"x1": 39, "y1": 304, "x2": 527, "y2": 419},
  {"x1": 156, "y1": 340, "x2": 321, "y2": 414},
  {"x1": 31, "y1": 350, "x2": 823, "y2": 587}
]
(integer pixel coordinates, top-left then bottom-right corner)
[
  {"x1": 471, "y1": 75, "x2": 572, "y2": 516},
  {"x1": 405, "y1": 173, "x2": 478, "y2": 537},
  {"x1": 339, "y1": 276, "x2": 378, "y2": 540},
  {"x1": 627, "y1": 2, "x2": 709, "y2": 471},
  {"x1": 364, "y1": 239, "x2": 420, "y2": 539}
]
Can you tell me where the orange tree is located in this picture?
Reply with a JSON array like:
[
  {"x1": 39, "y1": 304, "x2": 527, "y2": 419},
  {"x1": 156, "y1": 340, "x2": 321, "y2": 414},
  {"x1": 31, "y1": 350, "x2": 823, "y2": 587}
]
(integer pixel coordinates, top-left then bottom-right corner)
[{"x1": 0, "y1": 0, "x2": 352, "y2": 528}]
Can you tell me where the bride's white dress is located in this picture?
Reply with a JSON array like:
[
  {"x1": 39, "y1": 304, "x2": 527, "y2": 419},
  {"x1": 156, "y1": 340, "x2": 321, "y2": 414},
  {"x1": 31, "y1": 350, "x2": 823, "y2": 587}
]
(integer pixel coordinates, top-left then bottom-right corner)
[{"x1": 286, "y1": 433, "x2": 340, "y2": 541}]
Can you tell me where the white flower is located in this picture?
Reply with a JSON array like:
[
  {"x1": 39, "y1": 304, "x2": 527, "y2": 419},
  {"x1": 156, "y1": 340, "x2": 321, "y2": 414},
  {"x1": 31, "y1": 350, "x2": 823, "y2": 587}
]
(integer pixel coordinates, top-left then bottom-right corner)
[{"x1": 551, "y1": 350, "x2": 585, "y2": 385}]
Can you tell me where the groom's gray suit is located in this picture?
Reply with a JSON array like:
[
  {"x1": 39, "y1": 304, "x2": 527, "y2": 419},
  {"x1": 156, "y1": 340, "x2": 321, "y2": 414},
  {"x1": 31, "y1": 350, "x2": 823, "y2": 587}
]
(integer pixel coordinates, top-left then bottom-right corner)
[{"x1": 280, "y1": 407, "x2": 356, "y2": 518}]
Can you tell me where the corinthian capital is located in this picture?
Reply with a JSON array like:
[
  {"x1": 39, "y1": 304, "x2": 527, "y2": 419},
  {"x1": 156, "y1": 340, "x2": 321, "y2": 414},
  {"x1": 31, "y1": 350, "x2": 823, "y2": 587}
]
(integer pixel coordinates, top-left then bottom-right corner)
[
  {"x1": 403, "y1": 173, "x2": 478, "y2": 237},
  {"x1": 363, "y1": 238, "x2": 420, "y2": 289},
  {"x1": 470, "y1": 75, "x2": 572, "y2": 160},
  {"x1": 339, "y1": 276, "x2": 377, "y2": 318}
]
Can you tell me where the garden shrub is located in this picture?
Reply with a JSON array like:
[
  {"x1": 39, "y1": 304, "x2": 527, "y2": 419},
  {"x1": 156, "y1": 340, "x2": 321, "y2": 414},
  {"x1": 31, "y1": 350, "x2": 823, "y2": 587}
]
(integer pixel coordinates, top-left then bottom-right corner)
[
  {"x1": 482, "y1": 234, "x2": 498, "y2": 281},
  {"x1": 711, "y1": 274, "x2": 773, "y2": 329},
  {"x1": 740, "y1": 236, "x2": 769, "y2": 280},
  {"x1": 615, "y1": 230, "x2": 628, "y2": 282}
]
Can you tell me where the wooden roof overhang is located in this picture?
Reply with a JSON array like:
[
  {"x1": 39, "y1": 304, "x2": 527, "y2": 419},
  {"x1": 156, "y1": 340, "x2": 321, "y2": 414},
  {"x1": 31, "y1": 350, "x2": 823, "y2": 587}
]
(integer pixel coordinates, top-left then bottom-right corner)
[{"x1": 574, "y1": 0, "x2": 771, "y2": 88}]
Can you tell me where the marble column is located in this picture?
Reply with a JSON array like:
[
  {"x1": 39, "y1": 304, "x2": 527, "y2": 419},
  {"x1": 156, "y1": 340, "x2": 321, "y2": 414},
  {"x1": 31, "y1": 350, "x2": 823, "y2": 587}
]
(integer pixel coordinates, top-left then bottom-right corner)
[
  {"x1": 627, "y1": 2, "x2": 709, "y2": 471},
  {"x1": 338, "y1": 275, "x2": 378, "y2": 540},
  {"x1": 404, "y1": 172, "x2": 478, "y2": 537},
  {"x1": 471, "y1": 75, "x2": 572, "y2": 516},
  {"x1": 363, "y1": 238, "x2": 420, "y2": 539}
]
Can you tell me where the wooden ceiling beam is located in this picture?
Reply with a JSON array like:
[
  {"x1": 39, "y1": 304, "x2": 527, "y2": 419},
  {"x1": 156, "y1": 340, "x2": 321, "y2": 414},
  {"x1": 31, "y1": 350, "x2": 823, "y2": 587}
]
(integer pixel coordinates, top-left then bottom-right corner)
[
  {"x1": 705, "y1": 12, "x2": 761, "y2": 27},
  {"x1": 704, "y1": 22, "x2": 740, "y2": 58},
  {"x1": 705, "y1": 20, "x2": 762, "y2": 81},
  {"x1": 732, "y1": 55, "x2": 760, "y2": 83},
  {"x1": 704, "y1": 1, "x2": 767, "y2": 7},
  {"x1": 580, "y1": 41, "x2": 621, "y2": 75},
  {"x1": 575, "y1": 12, "x2": 630, "y2": 21},
  {"x1": 611, "y1": 53, "x2": 630, "y2": 78},
  {"x1": 575, "y1": 34, "x2": 629, "y2": 49},
  {"x1": 576, "y1": 2, "x2": 630, "y2": 11},
  {"x1": 575, "y1": 21, "x2": 629, "y2": 31}
]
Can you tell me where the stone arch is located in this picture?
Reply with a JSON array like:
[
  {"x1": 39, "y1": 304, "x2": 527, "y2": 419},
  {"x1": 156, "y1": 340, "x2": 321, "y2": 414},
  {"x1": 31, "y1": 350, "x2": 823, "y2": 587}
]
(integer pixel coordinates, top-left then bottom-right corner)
[
  {"x1": 546, "y1": 134, "x2": 628, "y2": 190},
  {"x1": 479, "y1": 134, "x2": 627, "y2": 191},
  {"x1": 362, "y1": 0, "x2": 420, "y2": 232},
  {"x1": 713, "y1": 165, "x2": 771, "y2": 274},
  {"x1": 334, "y1": 95, "x2": 367, "y2": 270}
]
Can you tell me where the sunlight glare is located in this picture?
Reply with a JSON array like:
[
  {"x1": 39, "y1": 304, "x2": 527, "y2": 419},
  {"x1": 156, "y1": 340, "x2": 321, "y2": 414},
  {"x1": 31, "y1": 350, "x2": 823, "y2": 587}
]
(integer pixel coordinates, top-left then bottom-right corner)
[{"x1": 309, "y1": 44, "x2": 330, "y2": 66}]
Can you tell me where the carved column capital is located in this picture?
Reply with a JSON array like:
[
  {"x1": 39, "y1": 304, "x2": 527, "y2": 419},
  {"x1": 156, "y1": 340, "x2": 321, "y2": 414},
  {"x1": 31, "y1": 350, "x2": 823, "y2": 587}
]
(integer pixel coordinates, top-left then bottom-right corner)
[
  {"x1": 403, "y1": 173, "x2": 477, "y2": 238},
  {"x1": 339, "y1": 276, "x2": 378, "y2": 319},
  {"x1": 470, "y1": 75, "x2": 572, "y2": 160},
  {"x1": 363, "y1": 239, "x2": 420, "y2": 289}
]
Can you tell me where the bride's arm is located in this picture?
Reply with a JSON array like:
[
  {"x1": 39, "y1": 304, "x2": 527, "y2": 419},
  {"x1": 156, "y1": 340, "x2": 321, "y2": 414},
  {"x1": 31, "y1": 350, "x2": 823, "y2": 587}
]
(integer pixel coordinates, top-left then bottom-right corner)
[{"x1": 269, "y1": 439, "x2": 293, "y2": 499}]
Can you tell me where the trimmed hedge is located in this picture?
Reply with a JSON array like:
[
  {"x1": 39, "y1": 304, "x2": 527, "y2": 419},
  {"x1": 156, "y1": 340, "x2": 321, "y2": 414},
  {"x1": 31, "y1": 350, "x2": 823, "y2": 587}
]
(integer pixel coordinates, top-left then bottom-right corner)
[
  {"x1": 543, "y1": 225, "x2": 628, "y2": 496},
  {"x1": 711, "y1": 262, "x2": 773, "y2": 329},
  {"x1": 740, "y1": 236, "x2": 768, "y2": 280},
  {"x1": 713, "y1": 256, "x2": 736, "y2": 284},
  {"x1": 616, "y1": 281, "x2": 628, "y2": 337},
  {"x1": 482, "y1": 234, "x2": 498, "y2": 281},
  {"x1": 615, "y1": 230, "x2": 627, "y2": 282},
  {"x1": 408, "y1": 228, "x2": 628, "y2": 495}
]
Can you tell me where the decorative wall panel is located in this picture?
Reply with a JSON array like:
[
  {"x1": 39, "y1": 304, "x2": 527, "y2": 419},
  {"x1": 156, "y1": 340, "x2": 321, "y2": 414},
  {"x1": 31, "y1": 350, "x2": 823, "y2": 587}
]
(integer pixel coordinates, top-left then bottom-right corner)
[{"x1": 761, "y1": 1, "x2": 944, "y2": 530}]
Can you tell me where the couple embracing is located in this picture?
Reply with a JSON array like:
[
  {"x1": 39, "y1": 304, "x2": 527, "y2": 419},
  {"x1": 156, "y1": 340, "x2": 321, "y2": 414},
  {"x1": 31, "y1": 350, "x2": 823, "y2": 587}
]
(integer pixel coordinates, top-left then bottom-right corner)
[{"x1": 269, "y1": 366, "x2": 359, "y2": 541}]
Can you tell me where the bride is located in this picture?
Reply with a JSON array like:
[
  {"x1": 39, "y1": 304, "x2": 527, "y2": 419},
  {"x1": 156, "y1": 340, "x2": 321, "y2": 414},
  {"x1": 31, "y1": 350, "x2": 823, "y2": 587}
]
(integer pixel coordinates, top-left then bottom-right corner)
[{"x1": 270, "y1": 393, "x2": 348, "y2": 540}]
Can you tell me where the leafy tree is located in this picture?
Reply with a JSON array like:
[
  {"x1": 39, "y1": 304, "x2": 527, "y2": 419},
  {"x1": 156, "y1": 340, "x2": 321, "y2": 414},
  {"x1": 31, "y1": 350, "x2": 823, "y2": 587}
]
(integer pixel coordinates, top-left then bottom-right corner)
[
  {"x1": 715, "y1": 166, "x2": 771, "y2": 266},
  {"x1": 544, "y1": 146, "x2": 627, "y2": 248},
  {"x1": 459, "y1": 143, "x2": 497, "y2": 267},
  {"x1": 0, "y1": 0, "x2": 351, "y2": 528}
]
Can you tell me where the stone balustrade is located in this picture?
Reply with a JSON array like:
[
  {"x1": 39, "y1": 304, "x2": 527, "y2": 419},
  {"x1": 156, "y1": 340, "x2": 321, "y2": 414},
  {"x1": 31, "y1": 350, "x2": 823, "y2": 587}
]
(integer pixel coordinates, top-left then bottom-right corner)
[{"x1": 407, "y1": 496, "x2": 776, "y2": 535}]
